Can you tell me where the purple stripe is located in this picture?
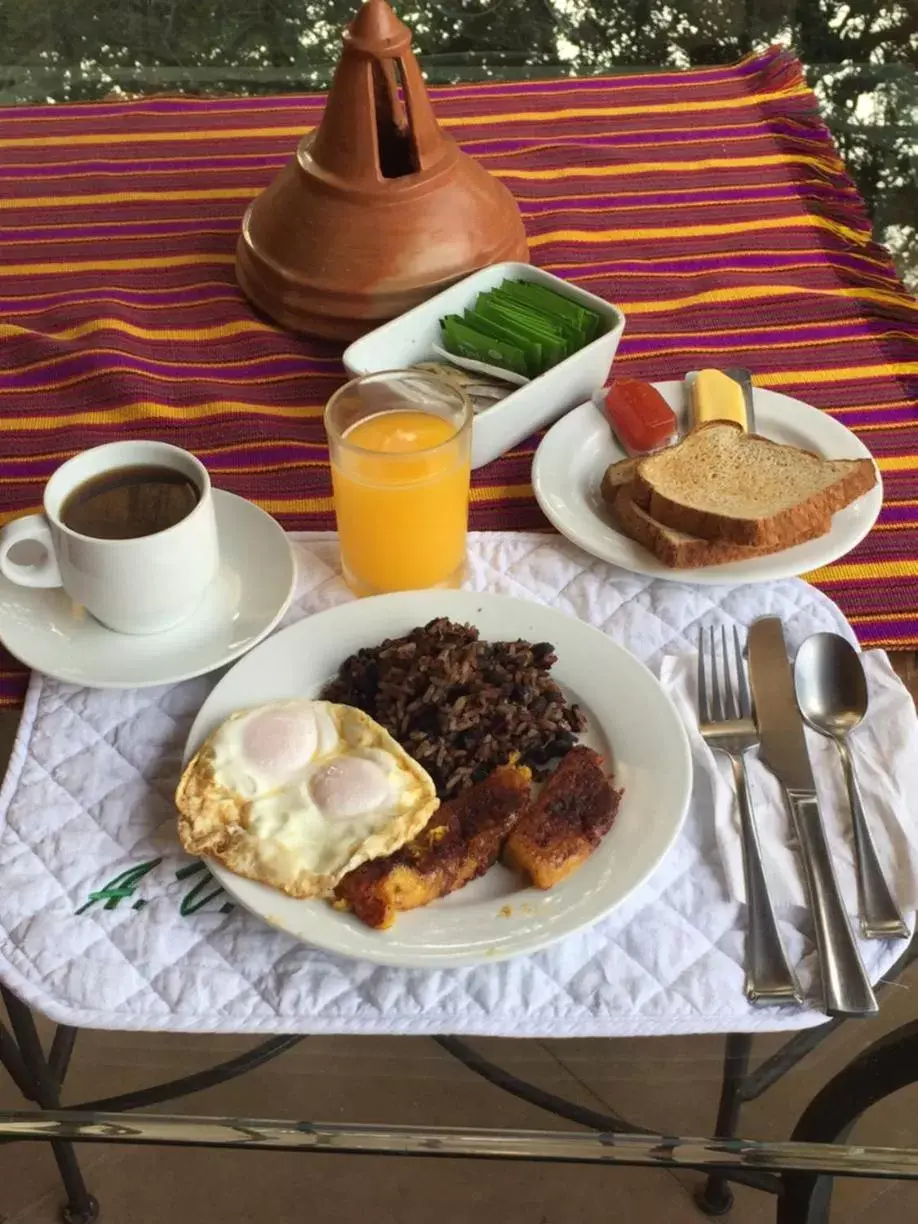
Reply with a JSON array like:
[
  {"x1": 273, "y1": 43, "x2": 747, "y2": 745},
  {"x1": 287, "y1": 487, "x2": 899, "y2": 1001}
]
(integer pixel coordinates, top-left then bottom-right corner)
[
  {"x1": 855, "y1": 620, "x2": 918, "y2": 643},
  {"x1": 620, "y1": 320, "x2": 895, "y2": 351},
  {"x1": 823, "y1": 407, "x2": 918, "y2": 429},
  {"x1": 550, "y1": 249, "x2": 889, "y2": 277},
  {"x1": 0, "y1": 218, "x2": 241, "y2": 243},
  {"x1": 0, "y1": 97, "x2": 324, "y2": 120},
  {"x1": 466, "y1": 119, "x2": 828, "y2": 155},
  {"x1": 879, "y1": 505, "x2": 918, "y2": 525},
  {"x1": 519, "y1": 183, "x2": 852, "y2": 214},
  {"x1": 1, "y1": 154, "x2": 285, "y2": 179},
  {"x1": 0, "y1": 284, "x2": 239, "y2": 309},
  {"x1": 2, "y1": 441, "x2": 329, "y2": 479},
  {"x1": 0, "y1": 351, "x2": 336, "y2": 390}
]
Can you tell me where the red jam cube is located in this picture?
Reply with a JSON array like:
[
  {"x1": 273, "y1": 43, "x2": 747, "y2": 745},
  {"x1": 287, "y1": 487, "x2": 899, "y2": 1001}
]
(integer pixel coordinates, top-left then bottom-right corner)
[{"x1": 603, "y1": 378, "x2": 678, "y2": 454}]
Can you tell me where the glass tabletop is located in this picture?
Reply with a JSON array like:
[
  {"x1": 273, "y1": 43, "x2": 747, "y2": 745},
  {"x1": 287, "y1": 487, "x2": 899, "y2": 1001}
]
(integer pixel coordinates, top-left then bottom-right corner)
[
  {"x1": 2, "y1": 2, "x2": 918, "y2": 1213},
  {"x1": 1, "y1": 0, "x2": 916, "y2": 288}
]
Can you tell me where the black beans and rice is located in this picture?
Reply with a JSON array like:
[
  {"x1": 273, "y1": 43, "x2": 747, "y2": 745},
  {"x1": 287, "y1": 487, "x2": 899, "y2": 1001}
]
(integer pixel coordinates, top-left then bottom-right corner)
[{"x1": 321, "y1": 617, "x2": 586, "y2": 798}]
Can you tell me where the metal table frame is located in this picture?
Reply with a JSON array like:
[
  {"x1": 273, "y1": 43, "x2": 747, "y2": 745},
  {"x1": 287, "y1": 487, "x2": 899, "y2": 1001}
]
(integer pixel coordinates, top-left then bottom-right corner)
[{"x1": 3, "y1": 934, "x2": 918, "y2": 1224}]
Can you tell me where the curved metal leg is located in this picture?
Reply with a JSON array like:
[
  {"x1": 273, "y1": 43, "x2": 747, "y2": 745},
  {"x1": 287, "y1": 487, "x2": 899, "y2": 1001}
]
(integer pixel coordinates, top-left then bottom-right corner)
[
  {"x1": 696, "y1": 1033, "x2": 753, "y2": 1216},
  {"x1": 778, "y1": 1018, "x2": 918, "y2": 1224},
  {"x1": 1, "y1": 988, "x2": 98, "y2": 1224}
]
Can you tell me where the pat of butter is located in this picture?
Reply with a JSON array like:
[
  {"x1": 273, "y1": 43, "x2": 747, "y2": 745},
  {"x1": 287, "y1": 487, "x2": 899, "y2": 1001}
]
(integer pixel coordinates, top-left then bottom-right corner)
[{"x1": 691, "y1": 369, "x2": 748, "y2": 431}]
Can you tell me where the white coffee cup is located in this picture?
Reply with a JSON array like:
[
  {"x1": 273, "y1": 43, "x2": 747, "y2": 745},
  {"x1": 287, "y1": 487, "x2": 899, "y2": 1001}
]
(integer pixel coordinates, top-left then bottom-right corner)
[{"x1": 0, "y1": 441, "x2": 219, "y2": 635}]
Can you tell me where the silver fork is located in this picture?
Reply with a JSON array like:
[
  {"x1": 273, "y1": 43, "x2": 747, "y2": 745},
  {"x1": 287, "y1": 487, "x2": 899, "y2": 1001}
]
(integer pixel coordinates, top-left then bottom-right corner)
[{"x1": 698, "y1": 626, "x2": 803, "y2": 1006}]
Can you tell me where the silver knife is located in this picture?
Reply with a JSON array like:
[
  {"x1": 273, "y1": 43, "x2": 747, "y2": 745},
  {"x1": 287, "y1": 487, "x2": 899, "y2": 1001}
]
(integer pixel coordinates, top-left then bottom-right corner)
[
  {"x1": 747, "y1": 617, "x2": 878, "y2": 1017},
  {"x1": 723, "y1": 367, "x2": 757, "y2": 433}
]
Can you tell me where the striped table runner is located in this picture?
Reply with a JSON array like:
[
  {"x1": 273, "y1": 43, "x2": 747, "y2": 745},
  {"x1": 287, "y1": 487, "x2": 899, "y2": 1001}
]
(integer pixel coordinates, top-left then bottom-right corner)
[{"x1": 0, "y1": 45, "x2": 916, "y2": 707}]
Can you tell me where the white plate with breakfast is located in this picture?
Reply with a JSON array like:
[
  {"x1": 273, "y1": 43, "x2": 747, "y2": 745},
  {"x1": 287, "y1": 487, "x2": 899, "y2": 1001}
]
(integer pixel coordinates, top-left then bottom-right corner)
[
  {"x1": 0, "y1": 490, "x2": 296, "y2": 688},
  {"x1": 532, "y1": 378, "x2": 882, "y2": 585},
  {"x1": 178, "y1": 590, "x2": 692, "y2": 968}
]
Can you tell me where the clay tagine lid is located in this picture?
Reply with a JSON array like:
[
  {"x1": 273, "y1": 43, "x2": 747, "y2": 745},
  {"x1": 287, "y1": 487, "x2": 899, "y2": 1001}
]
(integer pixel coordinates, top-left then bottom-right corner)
[{"x1": 236, "y1": 0, "x2": 529, "y2": 340}]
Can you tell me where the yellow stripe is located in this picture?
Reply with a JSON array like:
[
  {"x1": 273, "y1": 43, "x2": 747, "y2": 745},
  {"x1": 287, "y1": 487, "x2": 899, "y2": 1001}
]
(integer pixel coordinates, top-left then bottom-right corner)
[
  {"x1": 0, "y1": 187, "x2": 257, "y2": 210},
  {"x1": 806, "y1": 559, "x2": 918, "y2": 582},
  {"x1": 759, "y1": 363, "x2": 918, "y2": 390},
  {"x1": 445, "y1": 88, "x2": 811, "y2": 128},
  {"x1": 529, "y1": 213, "x2": 868, "y2": 248},
  {"x1": 5, "y1": 343, "x2": 335, "y2": 377},
  {"x1": 0, "y1": 368, "x2": 337, "y2": 394},
  {"x1": 0, "y1": 401, "x2": 325, "y2": 431},
  {"x1": 831, "y1": 398, "x2": 917, "y2": 414},
  {"x1": 470, "y1": 483, "x2": 533, "y2": 503},
  {"x1": 0, "y1": 317, "x2": 275, "y2": 343},
  {"x1": 5, "y1": 293, "x2": 237, "y2": 318},
  {"x1": 835, "y1": 420, "x2": 918, "y2": 435},
  {"x1": 496, "y1": 151, "x2": 840, "y2": 182},
  {"x1": 875, "y1": 455, "x2": 918, "y2": 473},
  {"x1": 624, "y1": 284, "x2": 918, "y2": 317},
  {"x1": 2, "y1": 341, "x2": 340, "y2": 373},
  {"x1": 848, "y1": 610, "x2": 918, "y2": 624},
  {"x1": 568, "y1": 263, "x2": 899, "y2": 291}
]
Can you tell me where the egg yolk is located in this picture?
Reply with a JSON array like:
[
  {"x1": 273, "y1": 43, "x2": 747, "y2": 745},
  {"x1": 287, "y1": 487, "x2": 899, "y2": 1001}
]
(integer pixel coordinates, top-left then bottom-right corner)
[
  {"x1": 310, "y1": 756, "x2": 390, "y2": 820},
  {"x1": 241, "y1": 706, "x2": 318, "y2": 781}
]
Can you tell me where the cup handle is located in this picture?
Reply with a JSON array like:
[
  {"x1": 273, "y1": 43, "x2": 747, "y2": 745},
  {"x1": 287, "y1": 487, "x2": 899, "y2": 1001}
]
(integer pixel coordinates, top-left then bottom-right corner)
[{"x1": 0, "y1": 515, "x2": 63, "y2": 588}]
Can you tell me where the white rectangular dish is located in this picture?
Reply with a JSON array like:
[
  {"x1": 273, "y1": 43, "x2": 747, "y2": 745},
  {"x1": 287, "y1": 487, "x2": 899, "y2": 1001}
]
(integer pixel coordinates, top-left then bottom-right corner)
[{"x1": 342, "y1": 261, "x2": 626, "y2": 469}]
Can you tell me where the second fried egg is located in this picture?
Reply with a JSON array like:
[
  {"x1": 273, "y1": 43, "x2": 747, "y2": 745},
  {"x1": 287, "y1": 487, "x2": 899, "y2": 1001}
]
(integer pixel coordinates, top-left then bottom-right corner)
[{"x1": 176, "y1": 700, "x2": 439, "y2": 898}]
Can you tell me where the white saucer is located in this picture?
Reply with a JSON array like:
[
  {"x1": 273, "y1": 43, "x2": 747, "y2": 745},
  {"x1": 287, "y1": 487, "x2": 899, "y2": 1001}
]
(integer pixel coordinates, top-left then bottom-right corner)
[{"x1": 0, "y1": 490, "x2": 296, "y2": 689}]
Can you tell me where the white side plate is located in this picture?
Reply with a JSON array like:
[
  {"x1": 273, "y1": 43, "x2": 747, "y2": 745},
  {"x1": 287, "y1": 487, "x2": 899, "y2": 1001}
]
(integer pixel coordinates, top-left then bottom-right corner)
[{"x1": 533, "y1": 382, "x2": 882, "y2": 585}]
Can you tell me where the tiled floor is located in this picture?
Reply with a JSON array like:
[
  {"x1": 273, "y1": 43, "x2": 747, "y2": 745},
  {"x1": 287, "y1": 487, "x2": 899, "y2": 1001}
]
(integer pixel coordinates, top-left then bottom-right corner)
[{"x1": 2, "y1": 667, "x2": 918, "y2": 1222}]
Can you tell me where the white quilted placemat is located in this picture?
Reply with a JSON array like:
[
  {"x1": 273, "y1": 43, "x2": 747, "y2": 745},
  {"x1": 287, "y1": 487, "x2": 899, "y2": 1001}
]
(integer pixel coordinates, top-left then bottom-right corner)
[{"x1": 0, "y1": 532, "x2": 911, "y2": 1037}]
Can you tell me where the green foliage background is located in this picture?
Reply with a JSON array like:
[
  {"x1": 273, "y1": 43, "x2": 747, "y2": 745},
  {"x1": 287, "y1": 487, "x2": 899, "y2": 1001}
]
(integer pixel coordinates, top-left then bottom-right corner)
[{"x1": 0, "y1": 0, "x2": 915, "y2": 282}]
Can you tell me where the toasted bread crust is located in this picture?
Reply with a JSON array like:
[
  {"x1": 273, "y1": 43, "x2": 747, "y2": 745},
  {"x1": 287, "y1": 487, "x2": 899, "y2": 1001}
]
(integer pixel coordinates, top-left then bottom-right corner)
[
  {"x1": 611, "y1": 486, "x2": 823, "y2": 568},
  {"x1": 632, "y1": 424, "x2": 877, "y2": 546},
  {"x1": 599, "y1": 456, "x2": 641, "y2": 508}
]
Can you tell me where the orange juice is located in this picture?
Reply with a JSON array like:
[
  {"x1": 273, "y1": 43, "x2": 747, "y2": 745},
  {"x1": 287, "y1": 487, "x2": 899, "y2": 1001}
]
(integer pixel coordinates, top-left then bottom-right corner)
[{"x1": 330, "y1": 407, "x2": 471, "y2": 595}]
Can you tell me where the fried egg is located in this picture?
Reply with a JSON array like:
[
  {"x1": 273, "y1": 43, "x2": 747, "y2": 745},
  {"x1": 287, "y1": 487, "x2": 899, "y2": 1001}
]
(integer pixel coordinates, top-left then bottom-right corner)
[{"x1": 175, "y1": 700, "x2": 439, "y2": 899}]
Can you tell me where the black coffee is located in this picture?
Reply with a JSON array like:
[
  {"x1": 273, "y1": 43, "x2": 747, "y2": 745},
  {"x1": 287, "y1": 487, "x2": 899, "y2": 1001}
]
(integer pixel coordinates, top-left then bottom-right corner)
[{"x1": 61, "y1": 465, "x2": 200, "y2": 540}]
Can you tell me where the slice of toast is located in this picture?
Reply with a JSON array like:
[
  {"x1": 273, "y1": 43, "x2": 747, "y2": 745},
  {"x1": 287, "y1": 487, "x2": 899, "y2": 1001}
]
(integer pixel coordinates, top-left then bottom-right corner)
[
  {"x1": 599, "y1": 456, "x2": 641, "y2": 508},
  {"x1": 632, "y1": 423, "x2": 877, "y2": 546},
  {"x1": 612, "y1": 485, "x2": 829, "y2": 568}
]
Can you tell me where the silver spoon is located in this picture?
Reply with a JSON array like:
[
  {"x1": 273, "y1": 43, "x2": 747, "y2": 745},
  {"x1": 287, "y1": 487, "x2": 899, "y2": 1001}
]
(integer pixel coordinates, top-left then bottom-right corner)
[{"x1": 794, "y1": 633, "x2": 908, "y2": 939}]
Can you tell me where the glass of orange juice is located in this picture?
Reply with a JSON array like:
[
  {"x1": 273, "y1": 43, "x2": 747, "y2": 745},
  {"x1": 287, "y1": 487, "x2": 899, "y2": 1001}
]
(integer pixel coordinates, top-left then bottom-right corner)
[{"x1": 325, "y1": 370, "x2": 472, "y2": 596}]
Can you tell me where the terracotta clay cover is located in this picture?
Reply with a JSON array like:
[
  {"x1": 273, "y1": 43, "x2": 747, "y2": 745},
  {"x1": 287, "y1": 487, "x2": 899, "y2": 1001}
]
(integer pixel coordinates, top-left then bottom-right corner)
[{"x1": 236, "y1": 0, "x2": 530, "y2": 340}]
